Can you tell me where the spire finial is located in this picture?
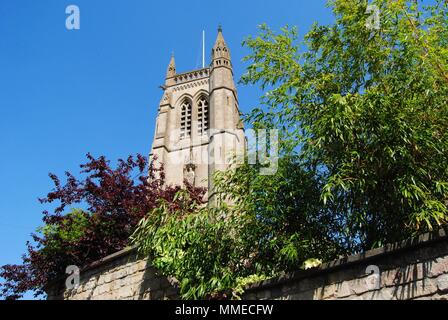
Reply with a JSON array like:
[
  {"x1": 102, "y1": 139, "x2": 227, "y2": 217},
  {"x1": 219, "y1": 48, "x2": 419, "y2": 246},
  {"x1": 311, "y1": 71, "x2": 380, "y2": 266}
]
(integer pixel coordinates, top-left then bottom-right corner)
[
  {"x1": 166, "y1": 53, "x2": 176, "y2": 78},
  {"x1": 212, "y1": 24, "x2": 231, "y2": 62}
]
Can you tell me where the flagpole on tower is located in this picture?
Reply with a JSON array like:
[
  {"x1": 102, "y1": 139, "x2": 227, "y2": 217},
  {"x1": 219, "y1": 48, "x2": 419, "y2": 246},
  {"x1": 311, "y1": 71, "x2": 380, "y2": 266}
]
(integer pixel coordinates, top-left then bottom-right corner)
[{"x1": 202, "y1": 30, "x2": 205, "y2": 68}]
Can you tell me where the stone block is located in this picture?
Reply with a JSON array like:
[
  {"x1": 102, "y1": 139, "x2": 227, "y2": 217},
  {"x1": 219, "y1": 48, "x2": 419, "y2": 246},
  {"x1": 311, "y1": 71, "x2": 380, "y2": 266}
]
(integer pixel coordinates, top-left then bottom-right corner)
[
  {"x1": 427, "y1": 257, "x2": 448, "y2": 278},
  {"x1": 143, "y1": 269, "x2": 158, "y2": 280},
  {"x1": 142, "y1": 291, "x2": 151, "y2": 300},
  {"x1": 110, "y1": 278, "x2": 122, "y2": 291},
  {"x1": 412, "y1": 295, "x2": 433, "y2": 300},
  {"x1": 286, "y1": 289, "x2": 315, "y2": 300},
  {"x1": 280, "y1": 282, "x2": 299, "y2": 295},
  {"x1": 122, "y1": 275, "x2": 135, "y2": 287},
  {"x1": 436, "y1": 273, "x2": 448, "y2": 292},
  {"x1": 393, "y1": 279, "x2": 437, "y2": 300},
  {"x1": 357, "y1": 287, "x2": 395, "y2": 300},
  {"x1": 334, "y1": 281, "x2": 354, "y2": 298},
  {"x1": 91, "y1": 285, "x2": 102, "y2": 297},
  {"x1": 316, "y1": 284, "x2": 336, "y2": 300},
  {"x1": 244, "y1": 293, "x2": 257, "y2": 300},
  {"x1": 136, "y1": 260, "x2": 148, "y2": 272},
  {"x1": 298, "y1": 277, "x2": 325, "y2": 292},
  {"x1": 382, "y1": 264, "x2": 425, "y2": 287},
  {"x1": 333, "y1": 276, "x2": 378, "y2": 298},
  {"x1": 96, "y1": 285, "x2": 106, "y2": 295},
  {"x1": 97, "y1": 276, "x2": 105, "y2": 286},
  {"x1": 128, "y1": 263, "x2": 140, "y2": 275},
  {"x1": 130, "y1": 272, "x2": 144, "y2": 284},
  {"x1": 103, "y1": 273, "x2": 112, "y2": 284},
  {"x1": 164, "y1": 286, "x2": 179, "y2": 298},
  {"x1": 84, "y1": 279, "x2": 97, "y2": 291},
  {"x1": 116, "y1": 285, "x2": 134, "y2": 299},
  {"x1": 151, "y1": 289, "x2": 165, "y2": 300},
  {"x1": 144, "y1": 277, "x2": 162, "y2": 291},
  {"x1": 72, "y1": 291, "x2": 88, "y2": 300},
  {"x1": 114, "y1": 268, "x2": 128, "y2": 280},
  {"x1": 432, "y1": 293, "x2": 448, "y2": 300}
]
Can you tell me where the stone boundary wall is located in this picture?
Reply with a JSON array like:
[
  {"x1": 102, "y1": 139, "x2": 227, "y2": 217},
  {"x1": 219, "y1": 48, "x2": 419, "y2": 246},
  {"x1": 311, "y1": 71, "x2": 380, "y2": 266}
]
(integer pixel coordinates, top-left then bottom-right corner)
[
  {"x1": 46, "y1": 228, "x2": 448, "y2": 300},
  {"x1": 243, "y1": 228, "x2": 448, "y2": 300},
  {"x1": 45, "y1": 248, "x2": 179, "y2": 300}
]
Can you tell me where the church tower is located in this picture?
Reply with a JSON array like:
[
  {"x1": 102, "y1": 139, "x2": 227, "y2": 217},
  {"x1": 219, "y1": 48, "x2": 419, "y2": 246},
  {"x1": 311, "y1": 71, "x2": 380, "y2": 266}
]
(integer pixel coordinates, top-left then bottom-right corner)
[{"x1": 149, "y1": 27, "x2": 245, "y2": 201}]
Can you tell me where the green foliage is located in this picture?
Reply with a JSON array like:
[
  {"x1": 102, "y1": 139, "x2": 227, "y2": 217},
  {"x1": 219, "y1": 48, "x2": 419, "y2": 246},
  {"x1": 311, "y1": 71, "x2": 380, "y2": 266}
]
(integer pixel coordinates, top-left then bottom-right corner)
[
  {"x1": 232, "y1": 274, "x2": 270, "y2": 298},
  {"x1": 38, "y1": 209, "x2": 90, "y2": 246},
  {"x1": 241, "y1": 0, "x2": 448, "y2": 250},
  {"x1": 131, "y1": 191, "x2": 258, "y2": 299},
  {"x1": 214, "y1": 157, "x2": 344, "y2": 265},
  {"x1": 132, "y1": 0, "x2": 448, "y2": 300},
  {"x1": 131, "y1": 158, "x2": 343, "y2": 299},
  {"x1": 36, "y1": 208, "x2": 91, "y2": 259},
  {"x1": 302, "y1": 258, "x2": 323, "y2": 270}
]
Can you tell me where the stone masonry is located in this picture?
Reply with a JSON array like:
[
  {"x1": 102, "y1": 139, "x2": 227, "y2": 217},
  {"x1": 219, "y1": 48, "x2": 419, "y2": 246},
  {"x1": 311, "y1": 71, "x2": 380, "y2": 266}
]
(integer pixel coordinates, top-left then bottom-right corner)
[
  {"x1": 46, "y1": 228, "x2": 448, "y2": 300},
  {"x1": 150, "y1": 27, "x2": 245, "y2": 202},
  {"x1": 243, "y1": 228, "x2": 448, "y2": 300},
  {"x1": 45, "y1": 248, "x2": 179, "y2": 300}
]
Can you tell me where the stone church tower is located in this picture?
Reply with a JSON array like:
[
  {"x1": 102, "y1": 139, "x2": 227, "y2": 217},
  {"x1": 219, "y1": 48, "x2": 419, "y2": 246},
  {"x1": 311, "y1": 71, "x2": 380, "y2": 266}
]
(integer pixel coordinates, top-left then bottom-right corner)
[{"x1": 149, "y1": 27, "x2": 245, "y2": 201}]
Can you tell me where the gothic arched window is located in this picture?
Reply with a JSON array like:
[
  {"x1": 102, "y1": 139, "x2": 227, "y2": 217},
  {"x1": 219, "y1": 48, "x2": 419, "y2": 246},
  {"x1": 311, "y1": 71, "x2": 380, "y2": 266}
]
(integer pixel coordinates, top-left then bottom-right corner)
[
  {"x1": 180, "y1": 99, "x2": 192, "y2": 139},
  {"x1": 197, "y1": 96, "x2": 209, "y2": 135}
]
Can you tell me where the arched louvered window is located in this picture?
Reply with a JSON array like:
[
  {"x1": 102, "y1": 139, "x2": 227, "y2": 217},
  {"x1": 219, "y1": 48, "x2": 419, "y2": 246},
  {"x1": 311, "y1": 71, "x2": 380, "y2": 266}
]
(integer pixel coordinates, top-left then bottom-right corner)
[
  {"x1": 180, "y1": 99, "x2": 192, "y2": 139},
  {"x1": 197, "y1": 96, "x2": 209, "y2": 135}
]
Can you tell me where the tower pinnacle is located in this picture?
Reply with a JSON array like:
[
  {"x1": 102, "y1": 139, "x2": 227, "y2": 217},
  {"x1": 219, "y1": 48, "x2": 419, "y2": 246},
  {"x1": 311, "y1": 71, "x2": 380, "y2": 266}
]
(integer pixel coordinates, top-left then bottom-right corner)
[
  {"x1": 212, "y1": 26, "x2": 231, "y2": 61},
  {"x1": 166, "y1": 54, "x2": 176, "y2": 78}
]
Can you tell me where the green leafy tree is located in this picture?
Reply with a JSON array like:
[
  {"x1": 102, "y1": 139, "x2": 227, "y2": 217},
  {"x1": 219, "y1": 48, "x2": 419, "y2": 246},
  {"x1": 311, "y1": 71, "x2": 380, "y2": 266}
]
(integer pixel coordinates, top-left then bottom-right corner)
[
  {"x1": 241, "y1": 0, "x2": 448, "y2": 250},
  {"x1": 131, "y1": 159, "x2": 340, "y2": 299},
  {"x1": 131, "y1": 191, "x2": 246, "y2": 299}
]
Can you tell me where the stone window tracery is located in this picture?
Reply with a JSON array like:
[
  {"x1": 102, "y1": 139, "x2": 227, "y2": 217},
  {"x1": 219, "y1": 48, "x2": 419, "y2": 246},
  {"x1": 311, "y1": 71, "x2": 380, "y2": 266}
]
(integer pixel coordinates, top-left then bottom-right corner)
[
  {"x1": 197, "y1": 96, "x2": 209, "y2": 135},
  {"x1": 180, "y1": 99, "x2": 192, "y2": 139}
]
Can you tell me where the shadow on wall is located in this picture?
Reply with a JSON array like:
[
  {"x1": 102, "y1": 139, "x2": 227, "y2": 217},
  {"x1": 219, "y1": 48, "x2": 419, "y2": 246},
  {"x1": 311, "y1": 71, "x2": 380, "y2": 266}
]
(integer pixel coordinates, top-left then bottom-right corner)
[
  {"x1": 48, "y1": 229, "x2": 448, "y2": 300},
  {"x1": 316, "y1": 256, "x2": 448, "y2": 300},
  {"x1": 47, "y1": 248, "x2": 180, "y2": 300},
  {"x1": 244, "y1": 229, "x2": 448, "y2": 300},
  {"x1": 135, "y1": 258, "x2": 179, "y2": 300}
]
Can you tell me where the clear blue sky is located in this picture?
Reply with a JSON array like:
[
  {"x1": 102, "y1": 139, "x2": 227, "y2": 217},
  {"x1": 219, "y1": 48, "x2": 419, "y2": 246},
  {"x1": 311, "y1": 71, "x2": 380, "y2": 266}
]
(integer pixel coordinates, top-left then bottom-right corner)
[{"x1": 0, "y1": 0, "x2": 334, "y2": 298}]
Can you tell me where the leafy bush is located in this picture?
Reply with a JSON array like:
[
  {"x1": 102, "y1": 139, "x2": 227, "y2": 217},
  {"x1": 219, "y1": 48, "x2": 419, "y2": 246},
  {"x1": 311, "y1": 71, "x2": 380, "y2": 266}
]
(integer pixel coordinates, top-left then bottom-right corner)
[
  {"x1": 132, "y1": 193, "x2": 250, "y2": 299},
  {"x1": 131, "y1": 158, "x2": 339, "y2": 299},
  {"x1": 0, "y1": 154, "x2": 205, "y2": 299},
  {"x1": 241, "y1": 0, "x2": 448, "y2": 250}
]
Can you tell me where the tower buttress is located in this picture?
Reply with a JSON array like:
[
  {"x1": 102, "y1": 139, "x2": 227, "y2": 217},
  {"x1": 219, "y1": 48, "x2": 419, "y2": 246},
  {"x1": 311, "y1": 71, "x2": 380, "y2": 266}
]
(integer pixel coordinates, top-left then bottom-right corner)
[
  {"x1": 208, "y1": 27, "x2": 245, "y2": 204},
  {"x1": 150, "y1": 55, "x2": 177, "y2": 172}
]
